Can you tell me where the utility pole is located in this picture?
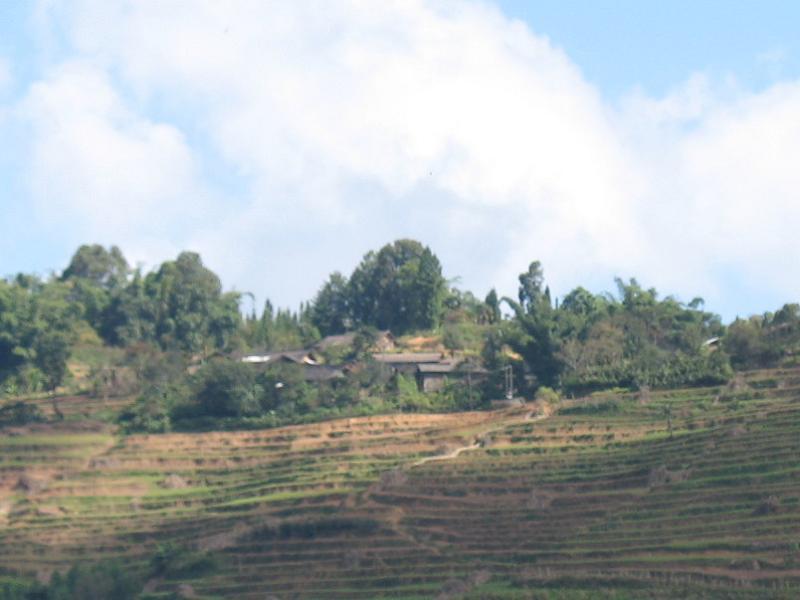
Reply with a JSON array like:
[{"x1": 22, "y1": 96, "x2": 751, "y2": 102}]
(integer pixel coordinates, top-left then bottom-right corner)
[{"x1": 504, "y1": 365, "x2": 514, "y2": 400}]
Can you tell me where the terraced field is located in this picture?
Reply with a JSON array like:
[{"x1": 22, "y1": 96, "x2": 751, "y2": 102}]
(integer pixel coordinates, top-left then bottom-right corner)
[{"x1": 3, "y1": 368, "x2": 800, "y2": 598}]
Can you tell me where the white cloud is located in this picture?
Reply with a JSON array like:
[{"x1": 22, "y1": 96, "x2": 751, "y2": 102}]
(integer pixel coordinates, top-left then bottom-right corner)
[
  {"x1": 16, "y1": 0, "x2": 800, "y2": 317},
  {"x1": 18, "y1": 60, "x2": 222, "y2": 268}
]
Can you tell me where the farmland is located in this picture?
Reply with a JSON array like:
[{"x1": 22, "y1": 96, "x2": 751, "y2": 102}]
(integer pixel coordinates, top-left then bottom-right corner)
[{"x1": 3, "y1": 367, "x2": 800, "y2": 598}]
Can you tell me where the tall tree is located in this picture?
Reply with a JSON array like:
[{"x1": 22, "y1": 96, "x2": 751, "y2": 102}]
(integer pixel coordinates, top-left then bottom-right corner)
[
  {"x1": 100, "y1": 252, "x2": 240, "y2": 354},
  {"x1": 348, "y1": 239, "x2": 446, "y2": 334},
  {"x1": 0, "y1": 277, "x2": 79, "y2": 391},
  {"x1": 310, "y1": 272, "x2": 350, "y2": 336},
  {"x1": 61, "y1": 245, "x2": 130, "y2": 330},
  {"x1": 504, "y1": 261, "x2": 561, "y2": 388},
  {"x1": 61, "y1": 244, "x2": 129, "y2": 290}
]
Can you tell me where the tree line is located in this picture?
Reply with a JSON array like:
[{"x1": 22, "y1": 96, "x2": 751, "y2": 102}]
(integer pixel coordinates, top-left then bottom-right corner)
[{"x1": 2, "y1": 240, "x2": 799, "y2": 413}]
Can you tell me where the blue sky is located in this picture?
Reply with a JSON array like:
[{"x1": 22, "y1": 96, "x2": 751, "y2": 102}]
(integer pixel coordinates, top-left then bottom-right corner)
[
  {"x1": 499, "y1": 1, "x2": 800, "y2": 97},
  {"x1": 2, "y1": 1, "x2": 800, "y2": 321}
]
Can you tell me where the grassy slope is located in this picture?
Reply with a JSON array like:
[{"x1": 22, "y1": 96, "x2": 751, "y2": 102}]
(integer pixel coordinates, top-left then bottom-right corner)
[{"x1": 2, "y1": 368, "x2": 800, "y2": 598}]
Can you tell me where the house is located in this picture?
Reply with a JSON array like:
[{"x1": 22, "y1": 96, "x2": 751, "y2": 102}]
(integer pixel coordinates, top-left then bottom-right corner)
[
  {"x1": 372, "y1": 352, "x2": 488, "y2": 392},
  {"x1": 416, "y1": 360, "x2": 488, "y2": 393},
  {"x1": 302, "y1": 365, "x2": 346, "y2": 383},
  {"x1": 416, "y1": 361, "x2": 459, "y2": 392},
  {"x1": 313, "y1": 330, "x2": 395, "y2": 352},
  {"x1": 239, "y1": 350, "x2": 318, "y2": 366},
  {"x1": 372, "y1": 352, "x2": 443, "y2": 375}
]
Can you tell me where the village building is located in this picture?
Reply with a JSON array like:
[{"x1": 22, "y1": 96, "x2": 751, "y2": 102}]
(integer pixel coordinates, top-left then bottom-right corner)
[
  {"x1": 417, "y1": 360, "x2": 489, "y2": 393},
  {"x1": 372, "y1": 352, "x2": 443, "y2": 375}
]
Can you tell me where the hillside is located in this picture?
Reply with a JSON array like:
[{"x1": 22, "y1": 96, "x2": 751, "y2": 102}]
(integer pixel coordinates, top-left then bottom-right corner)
[{"x1": 3, "y1": 367, "x2": 800, "y2": 598}]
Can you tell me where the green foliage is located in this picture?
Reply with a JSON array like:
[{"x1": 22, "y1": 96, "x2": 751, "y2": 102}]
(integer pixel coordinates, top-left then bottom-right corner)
[
  {"x1": 242, "y1": 300, "x2": 320, "y2": 352},
  {"x1": 436, "y1": 379, "x2": 484, "y2": 410},
  {"x1": 502, "y1": 264, "x2": 732, "y2": 394},
  {"x1": 484, "y1": 288, "x2": 501, "y2": 324},
  {"x1": 61, "y1": 244, "x2": 129, "y2": 290},
  {"x1": 4, "y1": 240, "x2": 800, "y2": 432},
  {"x1": 394, "y1": 373, "x2": 431, "y2": 411},
  {"x1": 348, "y1": 239, "x2": 446, "y2": 334},
  {"x1": 560, "y1": 398, "x2": 622, "y2": 416},
  {"x1": 0, "y1": 579, "x2": 48, "y2": 600},
  {"x1": 724, "y1": 304, "x2": 800, "y2": 369},
  {"x1": 150, "y1": 543, "x2": 217, "y2": 579},
  {"x1": 442, "y1": 324, "x2": 467, "y2": 351},
  {"x1": 0, "y1": 276, "x2": 78, "y2": 391},
  {"x1": 503, "y1": 262, "x2": 560, "y2": 389},
  {"x1": 193, "y1": 359, "x2": 263, "y2": 418},
  {"x1": 535, "y1": 386, "x2": 561, "y2": 404},
  {"x1": 45, "y1": 559, "x2": 142, "y2": 600},
  {"x1": 309, "y1": 271, "x2": 350, "y2": 336},
  {"x1": 0, "y1": 545, "x2": 213, "y2": 599},
  {"x1": 0, "y1": 401, "x2": 45, "y2": 426},
  {"x1": 256, "y1": 362, "x2": 318, "y2": 416},
  {"x1": 100, "y1": 252, "x2": 241, "y2": 355},
  {"x1": 118, "y1": 391, "x2": 174, "y2": 433}
]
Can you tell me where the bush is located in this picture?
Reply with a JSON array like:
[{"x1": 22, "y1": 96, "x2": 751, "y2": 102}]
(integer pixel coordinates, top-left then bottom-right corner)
[
  {"x1": 193, "y1": 359, "x2": 263, "y2": 418},
  {"x1": 394, "y1": 373, "x2": 431, "y2": 411},
  {"x1": 118, "y1": 393, "x2": 173, "y2": 433},
  {"x1": 46, "y1": 559, "x2": 142, "y2": 600},
  {"x1": 150, "y1": 543, "x2": 217, "y2": 579},
  {"x1": 535, "y1": 386, "x2": 560, "y2": 404},
  {"x1": 0, "y1": 402, "x2": 45, "y2": 427},
  {"x1": 560, "y1": 399, "x2": 621, "y2": 416}
]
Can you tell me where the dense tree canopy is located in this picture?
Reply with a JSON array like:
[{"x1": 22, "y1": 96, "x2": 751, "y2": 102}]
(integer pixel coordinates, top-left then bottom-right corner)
[
  {"x1": 101, "y1": 252, "x2": 241, "y2": 354},
  {"x1": 309, "y1": 272, "x2": 350, "y2": 336},
  {"x1": 308, "y1": 239, "x2": 447, "y2": 336},
  {"x1": 2, "y1": 240, "x2": 798, "y2": 416},
  {"x1": 0, "y1": 276, "x2": 78, "y2": 391},
  {"x1": 501, "y1": 266, "x2": 731, "y2": 394},
  {"x1": 61, "y1": 244, "x2": 129, "y2": 290}
]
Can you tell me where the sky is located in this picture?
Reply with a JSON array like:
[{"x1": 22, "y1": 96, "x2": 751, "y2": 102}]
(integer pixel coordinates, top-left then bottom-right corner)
[{"x1": 2, "y1": 1, "x2": 800, "y2": 321}]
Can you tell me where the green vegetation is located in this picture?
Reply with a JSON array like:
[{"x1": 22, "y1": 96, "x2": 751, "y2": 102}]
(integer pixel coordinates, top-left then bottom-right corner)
[
  {"x1": 4, "y1": 239, "x2": 800, "y2": 432},
  {"x1": 4, "y1": 242, "x2": 800, "y2": 597},
  {"x1": 3, "y1": 369, "x2": 800, "y2": 597}
]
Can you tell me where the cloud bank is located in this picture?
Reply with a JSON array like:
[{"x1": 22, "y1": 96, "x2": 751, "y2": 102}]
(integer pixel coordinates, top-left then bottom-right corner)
[{"x1": 8, "y1": 0, "x2": 800, "y2": 318}]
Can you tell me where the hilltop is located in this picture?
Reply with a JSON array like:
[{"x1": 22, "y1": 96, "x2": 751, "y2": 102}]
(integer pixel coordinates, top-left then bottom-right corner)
[{"x1": 4, "y1": 242, "x2": 800, "y2": 598}]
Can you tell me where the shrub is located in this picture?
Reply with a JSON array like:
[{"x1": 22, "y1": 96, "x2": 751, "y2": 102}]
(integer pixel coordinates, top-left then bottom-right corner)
[
  {"x1": 0, "y1": 402, "x2": 45, "y2": 427},
  {"x1": 193, "y1": 359, "x2": 263, "y2": 418},
  {"x1": 394, "y1": 374, "x2": 431, "y2": 411},
  {"x1": 150, "y1": 543, "x2": 217, "y2": 579},
  {"x1": 46, "y1": 559, "x2": 142, "y2": 600},
  {"x1": 535, "y1": 386, "x2": 560, "y2": 404},
  {"x1": 118, "y1": 393, "x2": 172, "y2": 433}
]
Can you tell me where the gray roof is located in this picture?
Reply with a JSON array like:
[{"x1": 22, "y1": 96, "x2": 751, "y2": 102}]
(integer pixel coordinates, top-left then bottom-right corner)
[
  {"x1": 417, "y1": 362, "x2": 459, "y2": 374},
  {"x1": 239, "y1": 349, "x2": 317, "y2": 366},
  {"x1": 314, "y1": 333, "x2": 357, "y2": 350},
  {"x1": 372, "y1": 352, "x2": 443, "y2": 364},
  {"x1": 303, "y1": 365, "x2": 345, "y2": 382},
  {"x1": 417, "y1": 361, "x2": 489, "y2": 375}
]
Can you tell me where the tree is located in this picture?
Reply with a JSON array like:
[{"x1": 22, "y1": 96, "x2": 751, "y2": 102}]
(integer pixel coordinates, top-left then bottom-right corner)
[
  {"x1": 61, "y1": 244, "x2": 129, "y2": 290},
  {"x1": 504, "y1": 261, "x2": 560, "y2": 388},
  {"x1": 518, "y1": 261, "x2": 546, "y2": 313},
  {"x1": 0, "y1": 277, "x2": 78, "y2": 391},
  {"x1": 100, "y1": 252, "x2": 241, "y2": 354},
  {"x1": 348, "y1": 239, "x2": 446, "y2": 334},
  {"x1": 484, "y1": 289, "x2": 501, "y2": 324},
  {"x1": 310, "y1": 272, "x2": 350, "y2": 336},
  {"x1": 194, "y1": 360, "x2": 262, "y2": 418}
]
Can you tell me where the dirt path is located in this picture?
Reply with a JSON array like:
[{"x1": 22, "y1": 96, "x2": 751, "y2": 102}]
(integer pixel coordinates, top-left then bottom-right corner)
[
  {"x1": 410, "y1": 442, "x2": 482, "y2": 467},
  {"x1": 357, "y1": 402, "x2": 554, "y2": 555},
  {"x1": 411, "y1": 401, "x2": 552, "y2": 469}
]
